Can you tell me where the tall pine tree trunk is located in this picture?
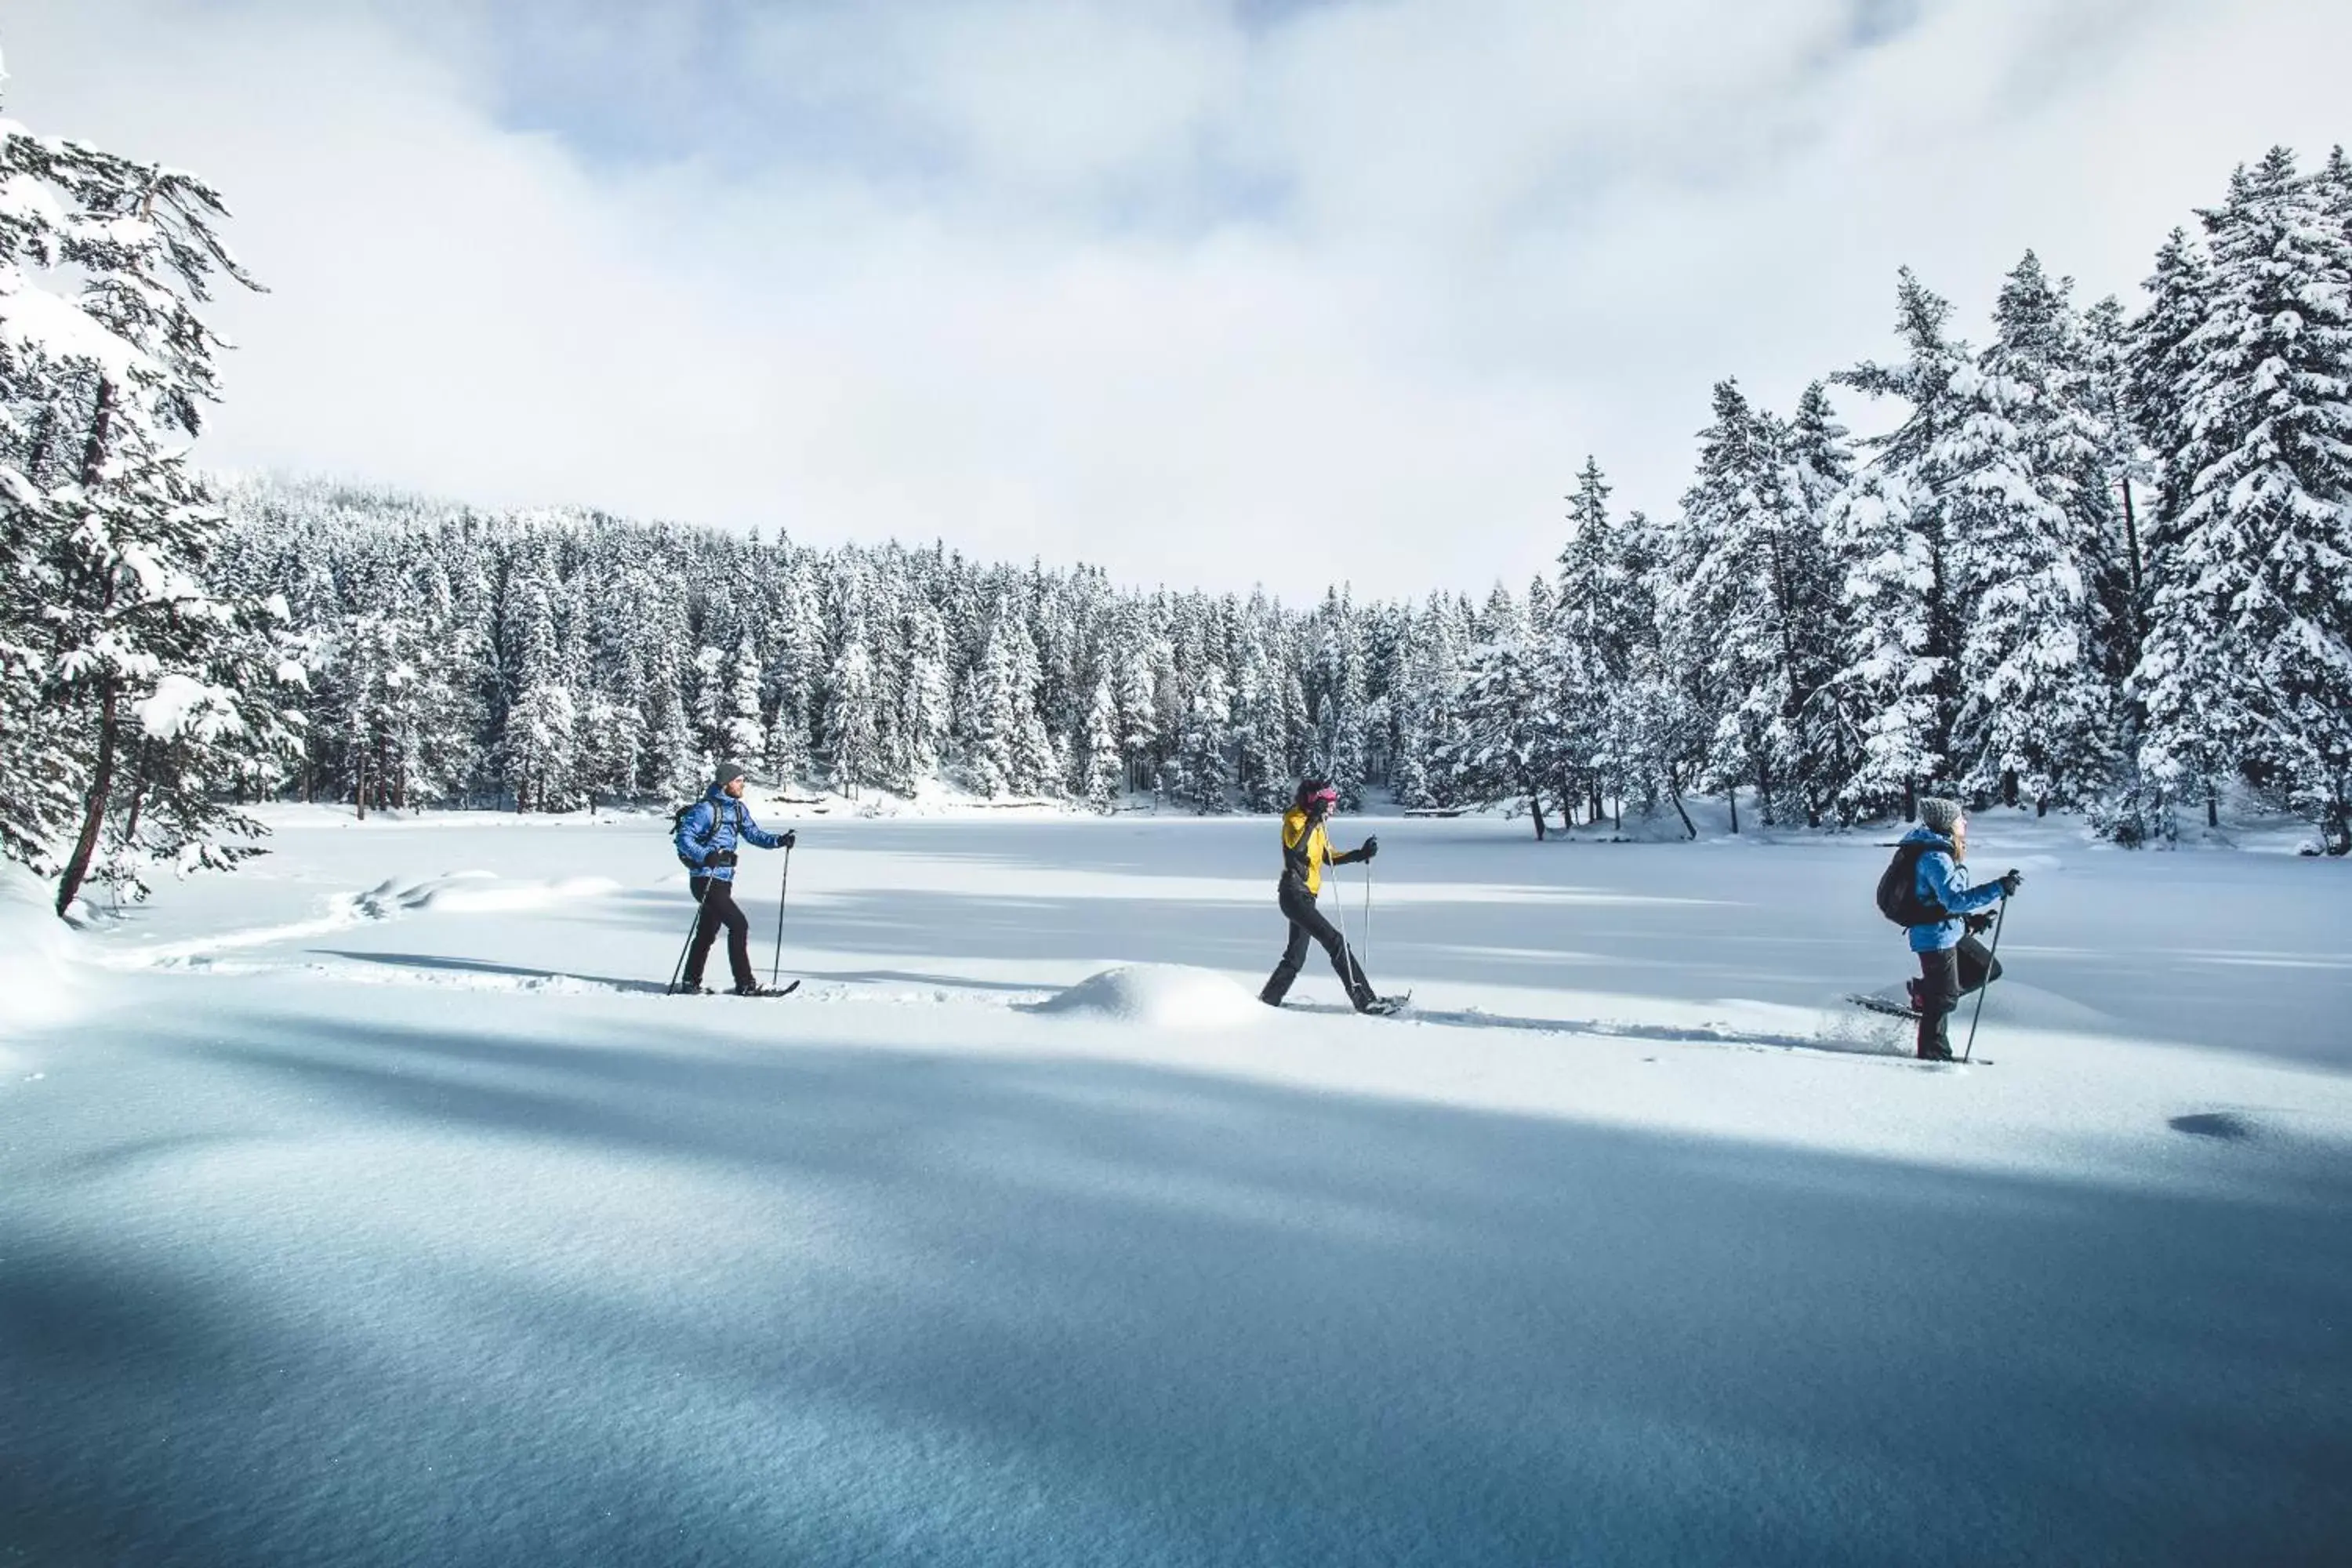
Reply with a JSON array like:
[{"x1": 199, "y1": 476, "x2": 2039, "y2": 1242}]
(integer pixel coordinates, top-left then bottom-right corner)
[
  {"x1": 120, "y1": 743, "x2": 149, "y2": 845},
  {"x1": 55, "y1": 683, "x2": 121, "y2": 916},
  {"x1": 2118, "y1": 476, "x2": 2144, "y2": 662},
  {"x1": 54, "y1": 379, "x2": 122, "y2": 917},
  {"x1": 1665, "y1": 764, "x2": 1697, "y2": 840}
]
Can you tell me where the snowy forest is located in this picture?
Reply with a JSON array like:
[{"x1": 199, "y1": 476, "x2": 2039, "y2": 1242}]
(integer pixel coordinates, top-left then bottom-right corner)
[{"x1": 5, "y1": 72, "x2": 2352, "y2": 918}]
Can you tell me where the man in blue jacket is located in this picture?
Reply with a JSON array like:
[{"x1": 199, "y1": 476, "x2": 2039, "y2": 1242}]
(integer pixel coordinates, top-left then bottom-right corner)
[
  {"x1": 1896, "y1": 797, "x2": 2022, "y2": 1059},
  {"x1": 672, "y1": 762, "x2": 796, "y2": 996}
]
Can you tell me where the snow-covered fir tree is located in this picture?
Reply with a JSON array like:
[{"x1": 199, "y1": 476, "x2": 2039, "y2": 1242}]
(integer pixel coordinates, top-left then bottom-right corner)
[
  {"x1": 2137, "y1": 148, "x2": 2352, "y2": 851},
  {"x1": 0, "y1": 89, "x2": 294, "y2": 913},
  {"x1": 1660, "y1": 384, "x2": 1835, "y2": 829},
  {"x1": 1178, "y1": 664, "x2": 1232, "y2": 813},
  {"x1": 721, "y1": 629, "x2": 765, "y2": 767},
  {"x1": 1548, "y1": 457, "x2": 1621, "y2": 826},
  {"x1": 1944, "y1": 253, "x2": 2117, "y2": 812},
  {"x1": 1829, "y1": 270, "x2": 1974, "y2": 816},
  {"x1": 826, "y1": 630, "x2": 883, "y2": 797},
  {"x1": 1781, "y1": 386, "x2": 1861, "y2": 822},
  {"x1": 1440, "y1": 583, "x2": 1552, "y2": 836},
  {"x1": 1080, "y1": 671, "x2": 1123, "y2": 813},
  {"x1": 501, "y1": 585, "x2": 576, "y2": 811}
]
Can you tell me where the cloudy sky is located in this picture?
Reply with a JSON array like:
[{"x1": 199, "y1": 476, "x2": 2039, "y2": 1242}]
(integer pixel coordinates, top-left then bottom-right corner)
[{"x1": 5, "y1": 0, "x2": 2344, "y2": 595}]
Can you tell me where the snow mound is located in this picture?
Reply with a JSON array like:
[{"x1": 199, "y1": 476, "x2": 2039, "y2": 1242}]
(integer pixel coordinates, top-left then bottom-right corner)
[
  {"x1": 1036, "y1": 964, "x2": 1265, "y2": 1030},
  {"x1": 0, "y1": 866, "x2": 78, "y2": 1038},
  {"x1": 401, "y1": 875, "x2": 621, "y2": 914}
]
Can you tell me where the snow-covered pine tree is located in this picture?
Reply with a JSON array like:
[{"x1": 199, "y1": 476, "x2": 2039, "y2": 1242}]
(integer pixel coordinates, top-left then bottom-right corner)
[
  {"x1": 1001, "y1": 604, "x2": 1060, "y2": 796},
  {"x1": 500, "y1": 584, "x2": 575, "y2": 811},
  {"x1": 1661, "y1": 382, "x2": 1831, "y2": 829},
  {"x1": 967, "y1": 606, "x2": 1022, "y2": 798},
  {"x1": 826, "y1": 626, "x2": 882, "y2": 798},
  {"x1": 640, "y1": 634, "x2": 701, "y2": 802},
  {"x1": 2139, "y1": 148, "x2": 2352, "y2": 851},
  {"x1": 1386, "y1": 612, "x2": 1434, "y2": 810},
  {"x1": 895, "y1": 600, "x2": 953, "y2": 789},
  {"x1": 1116, "y1": 637, "x2": 1157, "y2": 795},
  {"x1": 579, "y1": 655, "x2": 642, "y2": 811},
  {"x1": 1819, "y1": 465, "x2": 1940, "y2": 821},
  {"x1": 2078, "y1": 294, "x2": 2147, "y2": 685},
  {"x1": 1439, "y1": 583, "x2": 1551, "y2": 837},
  {"x1": 688, "y1": 641, "x2": 729, "y2": 767},
  {"x1": 1178, "y1": 664, "x2": 1232, "y2": 813},
  {"x1": 2126, "y1": 230, "x2": 2214, "y2": 547},
  {"x1": 0, "y1": 89, "x2": 293, "y2": 912},
  {"x1": 1232, "y1": 626, "x2": 1282, "y2": 811},
  {"x1": 1782, "y1": 386, "x2": 1860, "y2": 823},
  {"x1": 722, "y1": 629, "x2": 765, "y2": 764},
  {"x1": 2105, "y1": 228, "x2": 2216, "y2": 844},
  {"x1": 1549, "y1": 457, "x2": 1617, "y2": 825},
  {"x1": 1829, "y1": 270, "x2": 1974, "y2": 817},
  {"x1": 1947, "y1": 253, "x2": 2117, "y2": 812},
  {"x1": 1081, "y1": 670, "x2": 1122, "y2": 813}
]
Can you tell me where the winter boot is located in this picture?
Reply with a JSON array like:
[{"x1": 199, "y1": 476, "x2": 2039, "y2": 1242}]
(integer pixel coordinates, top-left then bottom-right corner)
[{"x1": 1915, "y1": 1010, "x2": 1954, "y2": 1061}]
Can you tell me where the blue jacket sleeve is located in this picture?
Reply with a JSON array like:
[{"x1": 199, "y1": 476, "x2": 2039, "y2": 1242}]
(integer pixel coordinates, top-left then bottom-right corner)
[
  {"x1": 735, "y1": 808, "x2": 783, "y2": 851},
  {"x1": 675, "y1": 801, "x2": 716, "y2": 865},
  {"x1": 1920, "y1": 852, "x2": 2005, "y2": 919}
]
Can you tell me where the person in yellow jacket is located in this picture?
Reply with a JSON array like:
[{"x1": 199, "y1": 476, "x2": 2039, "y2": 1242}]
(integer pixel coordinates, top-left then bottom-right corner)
[{"x1": 1260, "y1": 779, "x2": 1393, "y2": 1013}]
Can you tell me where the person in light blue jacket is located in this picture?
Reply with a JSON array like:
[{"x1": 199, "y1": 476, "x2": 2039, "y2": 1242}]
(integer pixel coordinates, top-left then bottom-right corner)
[
  {"x1": 671, "y1": 762, "x2": 794, "y2": 995},
  {"x1": 1899, "y1": 797, "x2": 2022, "y2": 1059}
]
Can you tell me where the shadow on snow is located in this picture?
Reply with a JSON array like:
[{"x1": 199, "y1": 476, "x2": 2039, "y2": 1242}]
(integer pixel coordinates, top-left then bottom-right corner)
[{"x1": 3, "y1": 1004, "x2": 2348, "y2": 1566}]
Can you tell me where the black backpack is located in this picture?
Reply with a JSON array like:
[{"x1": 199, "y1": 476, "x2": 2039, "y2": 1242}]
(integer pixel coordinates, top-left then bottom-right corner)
[
  {"x1": 1875, "y1": 838, "x2": 1951, "y2": 927},
  {"x1": 670, "y1": 797, "x2": 740, "y2": 866}
]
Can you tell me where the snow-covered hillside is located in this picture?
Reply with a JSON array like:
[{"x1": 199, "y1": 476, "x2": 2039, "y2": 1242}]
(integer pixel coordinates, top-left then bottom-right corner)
[{"x1": 4, "y1": 808, "x2": 2349, "y2": 1565}]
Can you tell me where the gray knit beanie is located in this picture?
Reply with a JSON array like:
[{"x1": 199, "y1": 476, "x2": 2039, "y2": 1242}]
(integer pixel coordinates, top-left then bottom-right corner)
[
  {"x1": 713, "y1": 761, "x2": 750, "y2": 791},
  {"x1": 1917, "y1": 797, "x2": 1962, "y2": 835}
]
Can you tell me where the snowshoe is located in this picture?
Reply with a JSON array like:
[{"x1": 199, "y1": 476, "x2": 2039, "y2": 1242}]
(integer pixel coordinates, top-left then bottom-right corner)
[
  {"x1": 1844, "y1": 992, "x2": 1917, "y2": 1020},
  {"x1": 1358, "y1": 992, "x2": 1411, "y2": 1018},
  {"x1": 668, "y1": 982, "x2": 714, "y2": 996},
  {"x1": 729, "y1": 980, "x2": 802, "y2": 998}
]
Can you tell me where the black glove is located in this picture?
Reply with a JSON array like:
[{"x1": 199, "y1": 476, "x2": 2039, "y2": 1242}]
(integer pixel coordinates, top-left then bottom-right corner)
[
  {"x1": 780, "y1": 829, "x2": 797, "y2": 850},
  {"x1": 1998, "y1": 869, "x2": 2024, "y2": 897},
  {"x1": 699, "y1": 850, "x2": 724, "y2": 869},
  {"x1": 1360, "y1": 836, "x2": 1378, "y2": 862},
  {"x1": 1965, "y1": 911, "x2": 1994, "y2": 935}
]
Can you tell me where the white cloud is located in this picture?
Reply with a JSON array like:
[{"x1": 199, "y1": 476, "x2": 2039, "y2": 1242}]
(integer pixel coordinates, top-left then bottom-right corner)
[{"x1": 3, "y1": 0, "x2": 2346, "y2": 597}]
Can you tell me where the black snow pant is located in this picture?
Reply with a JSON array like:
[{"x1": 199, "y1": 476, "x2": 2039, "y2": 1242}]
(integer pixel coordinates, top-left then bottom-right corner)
[
  {"x1": 1915, "y1": 935, "x2": 2002, "y2": 1058},
  {"x1": 685, "y1": 875, "x2": 756, "y2": 990},
  {"x1": 1261, "y1": 880, "x2": 1375, "y2": 1010}
]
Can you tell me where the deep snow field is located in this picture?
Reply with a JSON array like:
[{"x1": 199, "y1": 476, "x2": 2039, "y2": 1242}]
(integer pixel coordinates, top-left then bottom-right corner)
[{"x1": 4, "y1": 800, "x2": 2350, "y2": 1566}]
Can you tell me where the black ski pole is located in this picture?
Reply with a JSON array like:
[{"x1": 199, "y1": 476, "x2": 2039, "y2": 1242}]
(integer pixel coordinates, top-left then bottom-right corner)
[
  {"x1": 1962, "y1": 898, "x2": 2006, "y2": 1064},
  {"x1": 769, "y1": 844, "x2": 793, "y2": 989},
  {"x1": 667, "y1": 896, "x2": 701, "y2": 995}
]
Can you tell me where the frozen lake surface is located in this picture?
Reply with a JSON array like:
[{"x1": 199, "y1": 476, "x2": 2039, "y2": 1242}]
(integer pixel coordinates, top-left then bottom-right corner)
[{"x1": 4, "y1": 804, "x2": 2348, "y2": 1565}]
